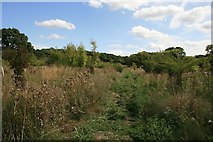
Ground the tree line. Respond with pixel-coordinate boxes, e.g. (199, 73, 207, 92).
(1, 28, 212, 89)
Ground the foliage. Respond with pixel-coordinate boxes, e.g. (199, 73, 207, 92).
(113, 63, 124, 73)
(1, 28, 34, 89)
(129, 116, 172, 140)
(206, 44, 213, 73)
(45, 48, 64, 65)
(64, 43, 77, 66)
(87, 40, 99, 73)
(2, 64, 212, 140)
(111, 71, 151, 118)
(76, 43, 87, 67)
(2, 28, 213, 141)
(72, 116, 131, 140)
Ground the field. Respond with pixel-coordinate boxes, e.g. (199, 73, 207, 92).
(2, 62, 212, 141)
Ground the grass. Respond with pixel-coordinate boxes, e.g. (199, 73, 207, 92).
(2, 63, 213, 140)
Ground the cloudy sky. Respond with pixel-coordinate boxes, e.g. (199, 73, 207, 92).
(2, 0, 212, 56)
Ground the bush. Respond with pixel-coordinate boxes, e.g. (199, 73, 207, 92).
(72, 125, 93, 140)
(127, 94, 150, 118)
(111, 71, 150, 118)
(129, 116, 172, 140)
(105, 103, 126, 120)
(113, 63, 124, 73)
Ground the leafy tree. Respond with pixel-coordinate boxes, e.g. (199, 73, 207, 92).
(29, 53, 45, 66)
(45, 48, 64, 65)
(206, 44, 213, 73)
(135, 48, 197, 91)
(88, 40, 98, 73)
(64, 43, 77, 66)
(206, 44, 213, 55)
(159, 48, 197, 91)
(1, 28, 34, 89)
(165, 47, 186, 59)
(129, 51, 152, 70)
(76, 43, 87, 67)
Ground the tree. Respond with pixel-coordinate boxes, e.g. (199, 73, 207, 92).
(165, 47, 186, 59)
(45, 48, 64, 65)
(206, 44, 213, 55)
(64, 43, 77, 66)
(88, 40, 98, 73)
(76, 43, 87, 67)
(1, 28, 34, 89)
(159, 48, 197, 91)
(206, 44, 213, 73)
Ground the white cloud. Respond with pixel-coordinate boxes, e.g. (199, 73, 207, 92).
(187, 21, 211, 33)
(125, 44, 138, 49)
(38, 34, 65, 39)
(108, 43, 139, 56)
(109, 43, 138, 49)
(33, 44, 50, 50)
(169, 6, 211, 29)
(88, 0, 149, 11)
(109, 49, 124, 56)
(106, 0, 148, 11)
(38, 35, 44, 38)
(88, 0, 103, 8)
(133, 5, 183, 21)
(35, 19, 76, 30)
(47, 34, 65, 39)
(147, 39, 210, 56)
(130, 25, 172, 41)
(130, 25, 210, 56)
(109, 43, 122, 48)
(121, 11, 126, 14)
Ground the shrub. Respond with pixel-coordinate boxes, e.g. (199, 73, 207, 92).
(129, 116, 172, 140)
(105, 103, 126, 120)
(127, 94, 150, 118)
(72, 125, 93, 140)
(113, 63, 124, 73)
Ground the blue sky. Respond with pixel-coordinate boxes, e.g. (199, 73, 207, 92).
(2, 0, 211, 56)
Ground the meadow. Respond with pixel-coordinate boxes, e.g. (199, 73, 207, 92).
(2, 61, 212, 141)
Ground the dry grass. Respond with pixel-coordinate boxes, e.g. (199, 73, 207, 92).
(2, 65, 121, 140)
(2, 64, 212, 140)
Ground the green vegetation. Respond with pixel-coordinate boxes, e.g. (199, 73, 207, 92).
(1, 28, 34, 89)
(1, 28, 213, 141)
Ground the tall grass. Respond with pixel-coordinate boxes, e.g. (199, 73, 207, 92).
(2, 65, 116, 140)
(2, 64, 212, 140)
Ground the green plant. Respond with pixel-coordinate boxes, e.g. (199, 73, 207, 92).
(105, 103, 126, 120)
(1, 28, 34, 89)
(129, 116, 172, 140)
(127, 94, 150, 118)
(113, 63, 124, 73)
(72, 125, 93, 140)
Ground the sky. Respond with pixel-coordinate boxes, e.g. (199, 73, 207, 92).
(2, 0, 212, 56)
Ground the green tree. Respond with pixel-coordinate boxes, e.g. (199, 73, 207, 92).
(206, 44, 213, 73)
(45, 48, 64, 65)
(76, 43, 87, 67)
(165, 47, 186, 59)
(88, 40, 98, 73)
(206, 44, 213, 55)
(64, 43, 77, 66)
(159, 48, 197, 91)
(1, 28, 34, 89)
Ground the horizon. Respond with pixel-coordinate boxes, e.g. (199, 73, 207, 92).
(2, 1, 211, 56)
